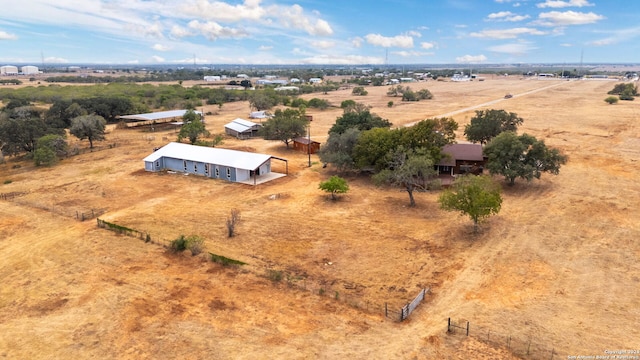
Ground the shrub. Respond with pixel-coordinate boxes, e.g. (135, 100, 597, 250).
(209, 252, 247, 266)
(34, 147, 58, 167)
(266, 269, 283, 282)
(351, 86, 368, 96)
(170, 235, 188, 252)
(226, 209, 241, 237)
(387, 101, 394, 108)
(186, 235, 205, 256)
(3, 180, 12, 185)
(604, 96, 619, 105)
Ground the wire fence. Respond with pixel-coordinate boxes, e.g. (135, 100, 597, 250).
(447, 318, 561, 359)
(1, 191, 105, 221)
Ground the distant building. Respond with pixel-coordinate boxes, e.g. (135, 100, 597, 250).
(309, 77, 322, 84)
(204, 75, 221, 81)
(237, 74, 249, 79)
(21, 65, 39, 75)
(0, 65, 18, 75)
(274, 86, 299, 92)
(249, 111, 271, 119)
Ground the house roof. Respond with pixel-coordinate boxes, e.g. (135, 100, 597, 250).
(143, 142, 272, 170)
(438, 143, 484, 166)
(119, 110, 203, 122)
(224, 118, 260, 133)
(293, 137, 320, 145)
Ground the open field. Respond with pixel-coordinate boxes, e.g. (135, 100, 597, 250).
(1, 77, 640, 358)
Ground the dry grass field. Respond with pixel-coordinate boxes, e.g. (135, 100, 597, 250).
(1, 76, 639, 359)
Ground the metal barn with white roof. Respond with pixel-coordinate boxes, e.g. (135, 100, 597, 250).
(143, 142, 287, 185)
(224, 118, 262, 139)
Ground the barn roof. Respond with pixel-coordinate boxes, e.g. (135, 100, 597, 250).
(143, 142, 272, 170)
(439, 143, 484, 166)
(224, 118, 260, 133)
(119, 110, 203, 122)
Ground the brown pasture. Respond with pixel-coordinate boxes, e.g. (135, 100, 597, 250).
(1, 76, 639, 359)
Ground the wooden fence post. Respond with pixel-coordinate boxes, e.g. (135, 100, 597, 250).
(385, 303, 388, 318)
(466, 321, 469, 336)
(447, 317, 451, 333)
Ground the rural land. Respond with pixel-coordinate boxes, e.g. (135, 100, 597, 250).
(1, 71, 639, 359)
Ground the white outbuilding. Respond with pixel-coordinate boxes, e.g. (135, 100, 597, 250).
(0, 65, 18, 75)
(21, 66, 39, 75)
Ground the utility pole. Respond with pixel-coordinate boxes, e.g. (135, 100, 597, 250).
(306, 115, 313, 167)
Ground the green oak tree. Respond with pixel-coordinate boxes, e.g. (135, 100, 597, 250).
(464, 109, 524, 145)
(318, 175, 350, 200)
(483, 132, 567, 185)
(259, 108, 308, 148)
(373, 147, 436, 207)
(439, 175, 502, 233)
(70, 114, 107, 149)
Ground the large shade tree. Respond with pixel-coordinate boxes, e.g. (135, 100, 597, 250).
(439, 175, 502, 233)
(464, 109, 524, 145)
(0, 106, 50, 155)
(373, 147, 437, 207)
(318, 128, 361, 172)
(483, 131, 567, 185)
(70, 114, 107, 149)
(259, 108, 309, 148)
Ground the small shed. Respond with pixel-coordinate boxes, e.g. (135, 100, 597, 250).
(436, 143, 486, 176)
(292, 137, 321, 154)
(249, 111, 270, 119)
(224, 118, 261, 139)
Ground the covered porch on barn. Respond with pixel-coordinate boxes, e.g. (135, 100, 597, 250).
(238, 156, 288, 186)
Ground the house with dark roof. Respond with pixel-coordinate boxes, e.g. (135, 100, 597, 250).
(436, 143, 486, 177)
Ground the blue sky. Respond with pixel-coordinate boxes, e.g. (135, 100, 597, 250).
(0, 0, 638, 65)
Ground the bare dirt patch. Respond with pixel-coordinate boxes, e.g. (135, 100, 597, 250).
(1, 77, 639, 358)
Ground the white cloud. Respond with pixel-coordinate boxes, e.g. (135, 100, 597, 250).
(170, 25, 192, 38)
(127, 60, 139, 64)
(534, 11, 604, 26)
(152, 44, 170, 51)
(151, 55, 165, 63)
(351, 37, 363, 48)
(44, 57, 69, 63)
(421, 42, 435, 49)
(488, 42, 538, 55)
(406, 30, 422, 38)
(537, 0, 593, 8)
(470, 27, 545, 39)
(276, 4, 334, 36)
(311, 40, 335, 49)
(486, 11, 530, 22)
(392, 50, 432, 57)
(178, 0, 265, 22)
(0, 31, 17, 40)
(300, 54, 383, 65)
(258, 45, 273, 51)
(588, 26, 640, 47)
(188, 20, 248, 40)
(365, 34, 414, 48)
(456, 54, 487, 63)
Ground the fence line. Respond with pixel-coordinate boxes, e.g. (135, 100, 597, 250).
(386, 288, 429, 321)
(0, 191, 28, 201)
(447, 318, 560, 359)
